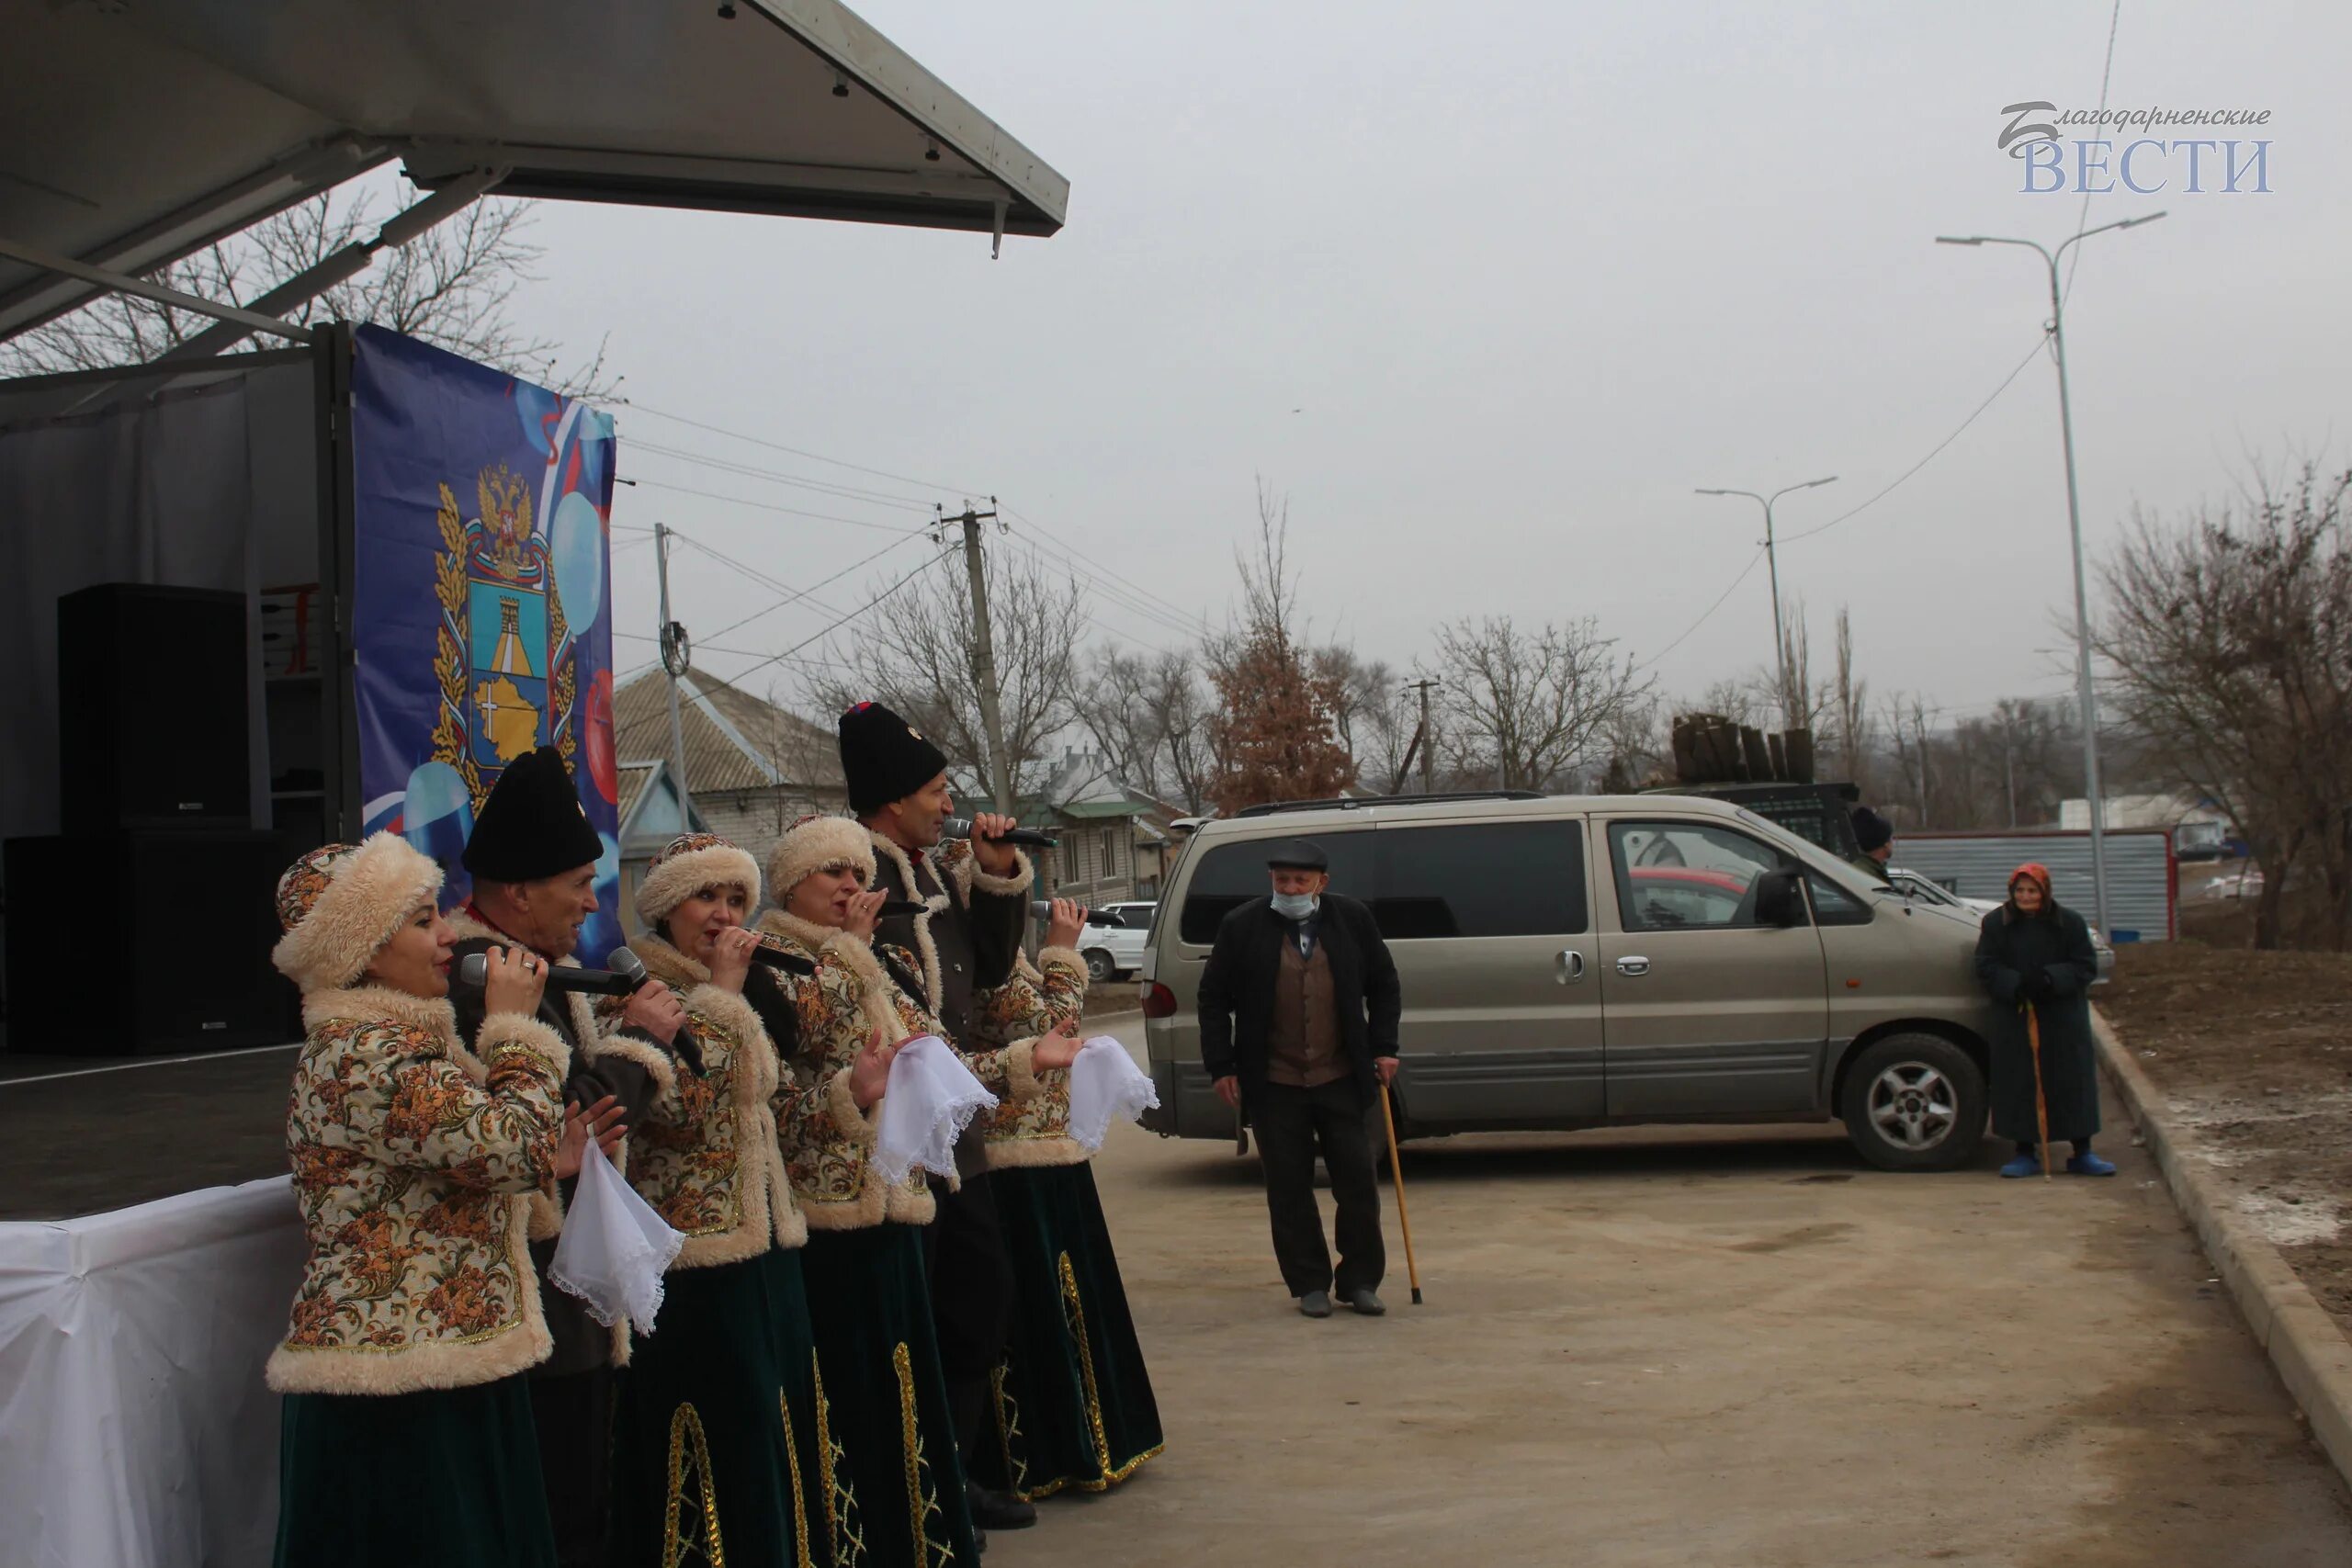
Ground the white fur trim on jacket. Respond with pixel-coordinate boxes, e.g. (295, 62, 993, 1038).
(272, 832, 445, 993)
(947, 845, 1035, 902)
(765, 817, 878, 910)
(867, 832, 951, 1014)
(634, 841, 761, 926)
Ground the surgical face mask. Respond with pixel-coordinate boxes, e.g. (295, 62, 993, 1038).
(1270, 891, 1318, 920)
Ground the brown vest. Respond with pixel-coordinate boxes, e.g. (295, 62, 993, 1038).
(1264, 937, 1348, 1089)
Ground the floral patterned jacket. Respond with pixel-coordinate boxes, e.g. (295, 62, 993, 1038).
(751, 909, 945, 1229)
(969, 946, 1092, 1169)
(266, 986, 570, 1396)
(615, 934, 807, 1265)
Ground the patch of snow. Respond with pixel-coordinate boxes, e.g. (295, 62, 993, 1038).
(2235, 1191, 2345, 1247)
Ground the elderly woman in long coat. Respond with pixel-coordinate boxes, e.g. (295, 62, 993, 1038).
(1973, 862, 2113, 1179)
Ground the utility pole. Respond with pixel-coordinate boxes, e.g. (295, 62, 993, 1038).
(1937, 210, 2165, 940)
(653, 523, 692, 805)
(940, 500, 1013, 813)
(1410, 679, 1439, 793)
(1695, 477, 1838, 729)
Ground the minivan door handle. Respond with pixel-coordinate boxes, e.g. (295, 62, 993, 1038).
(1615, 955, 1651, 977)
(1556, 948, 1586, 985)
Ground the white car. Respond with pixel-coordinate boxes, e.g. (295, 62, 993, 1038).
(1886, 866, 2113, 983)
(1076, 901, 1157, 982)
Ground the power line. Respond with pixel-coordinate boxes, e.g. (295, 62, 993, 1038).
(616, 399, 990, 497)
(1635, 547, 1767, 672)
(626, 475, 931, 535)
(1001, 508, 1214, 636)
(1000, 528, 1208, 646)
(1778, 335, 2046, 547)
(2064, 0, 2126, 306)
(719, 547, 955, 689)
(628, 438, 942, 513)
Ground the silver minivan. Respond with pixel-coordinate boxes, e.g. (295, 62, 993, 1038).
(1137, 793, 2008, 1171)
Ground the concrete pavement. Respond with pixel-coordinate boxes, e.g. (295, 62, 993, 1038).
(1013, 1021, 2352, 1567)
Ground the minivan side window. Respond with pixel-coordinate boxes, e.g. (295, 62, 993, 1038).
(1177, 835, 1374, 944)
(1607, 820, 1795, 933)
(1373, 822, 1587, 938)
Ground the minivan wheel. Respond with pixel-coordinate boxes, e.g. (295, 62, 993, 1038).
(1082, 948, 1115, 984)
(1838, 1032, 1985, 1173)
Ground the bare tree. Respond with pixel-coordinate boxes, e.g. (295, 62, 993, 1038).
(820, 547, 1086, 800)
(1204, 483, 1356, 813)
(1832, 606, 1872, 791)
(2095, 462, 2352, 948)
(1072, 644, 1219, 812)
(1, 174, 612, 394)
(1430, 615, 1651, 792)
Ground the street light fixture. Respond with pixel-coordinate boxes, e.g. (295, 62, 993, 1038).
(1694, 476, 1839, 728)
(1935, 209, 2166, 942)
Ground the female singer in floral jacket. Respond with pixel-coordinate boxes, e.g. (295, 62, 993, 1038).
(266, 833, 619, 1568)
(743, 813, 1082, 1568)
(606, 832, 825, 1568)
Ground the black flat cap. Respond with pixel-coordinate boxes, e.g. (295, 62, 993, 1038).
(1264, 839, 1328, 871)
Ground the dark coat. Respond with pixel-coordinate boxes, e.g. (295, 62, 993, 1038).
(1973, 902, 2102, 1145)
(1198, 894, 1401, 1113)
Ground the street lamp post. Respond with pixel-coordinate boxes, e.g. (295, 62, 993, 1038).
(1936, 209, 2165, 942)
(1695, 476, 1838, 728)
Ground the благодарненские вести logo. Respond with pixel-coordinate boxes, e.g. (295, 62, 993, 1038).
(1998, 100, 2271, 194)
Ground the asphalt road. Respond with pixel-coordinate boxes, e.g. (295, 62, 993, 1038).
(1012, 1018, 2352, 1567)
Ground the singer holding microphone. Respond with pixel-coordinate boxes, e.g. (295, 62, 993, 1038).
(836, 699, 1059, 1537)
(586, 831, 825, 1568)
(445, 745, 686, 1568)
(264, 832, 621, 1568)
(744, 813, 977, 1567)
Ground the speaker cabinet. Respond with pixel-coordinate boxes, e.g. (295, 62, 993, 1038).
(58, 583, 252, 835)
(5, 831, 295, 1055)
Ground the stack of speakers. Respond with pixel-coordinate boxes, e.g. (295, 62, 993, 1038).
(5, 584, 295, 1055)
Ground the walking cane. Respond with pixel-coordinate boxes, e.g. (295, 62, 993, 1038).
(2026, 1001, 2053, 1183)
(1376, 1079, 1423, 1305)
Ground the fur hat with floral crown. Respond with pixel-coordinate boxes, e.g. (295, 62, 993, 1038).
(271, 833, 446, 993)
(635, 831, 761, 926)
(764, 813, 877, 905)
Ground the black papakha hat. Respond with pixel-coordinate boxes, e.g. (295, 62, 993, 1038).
(1851, 807, 1894, 854)
(461, 745, 604, 882)
(838, 700, 950, 816)
(1263, 839, 1329, 871)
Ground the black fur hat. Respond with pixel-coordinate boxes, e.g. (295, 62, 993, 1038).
(838, 701, 949, 816)
(1851, 807, 1894, 855)
(460, 745, 604, 882)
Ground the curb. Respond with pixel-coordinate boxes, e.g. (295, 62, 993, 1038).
(2093, 1008, 2352, 1490)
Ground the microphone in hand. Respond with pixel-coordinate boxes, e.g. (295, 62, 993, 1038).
(942, 815, 1058, 850)
(1031, 900, 1122, 928)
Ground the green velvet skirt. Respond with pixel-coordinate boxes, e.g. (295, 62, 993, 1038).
(610, 1246, 825, 1568)
(274, 1374, 555, 1568)
(798, 1222, 979, 1568)
(976, 1162, 1164, 1500)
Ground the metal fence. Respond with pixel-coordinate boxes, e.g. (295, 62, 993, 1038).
(1891, 829, 2176, 942)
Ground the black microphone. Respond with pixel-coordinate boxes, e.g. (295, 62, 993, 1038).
(1031, 900, 1124, 928)
(941, 815, 1059, 850)
(457, 947, 651, 998)
(876, 898, 929, 919)
(750, 943, 816, 976)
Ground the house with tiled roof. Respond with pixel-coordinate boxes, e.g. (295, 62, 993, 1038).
(611, 669, 846, 921)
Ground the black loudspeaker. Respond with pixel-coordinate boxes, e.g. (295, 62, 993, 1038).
(5, 831, 294, 1055)
(58, 583, 252, 836)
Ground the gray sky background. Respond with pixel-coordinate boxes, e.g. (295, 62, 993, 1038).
(503, 1, 2346, 732)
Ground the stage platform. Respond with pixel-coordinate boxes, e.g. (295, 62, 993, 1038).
(0, 1043, 299, 1221)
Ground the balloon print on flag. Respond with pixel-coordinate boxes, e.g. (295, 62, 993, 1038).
(350, 327, 624, 962)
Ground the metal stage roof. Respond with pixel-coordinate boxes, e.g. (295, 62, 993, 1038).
(0, 0, 1069, 342)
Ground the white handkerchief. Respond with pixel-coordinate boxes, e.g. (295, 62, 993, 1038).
(874, 1033, 998, 1185)
(1068, 1034, 1159, 1153)
(548, 1135, 684, 1336)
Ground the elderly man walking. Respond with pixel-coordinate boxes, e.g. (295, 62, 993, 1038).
(1199, 839, 1403, 1318)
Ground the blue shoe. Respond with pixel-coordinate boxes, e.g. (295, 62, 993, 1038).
(2066, 1151, 2118, 1177)
(2000, 1152, 2041, 1179)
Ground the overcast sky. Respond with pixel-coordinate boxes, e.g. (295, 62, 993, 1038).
(504, 1, 2346, 733)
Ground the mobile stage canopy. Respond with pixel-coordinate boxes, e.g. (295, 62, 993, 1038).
(0, 7, 1063, 1565)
